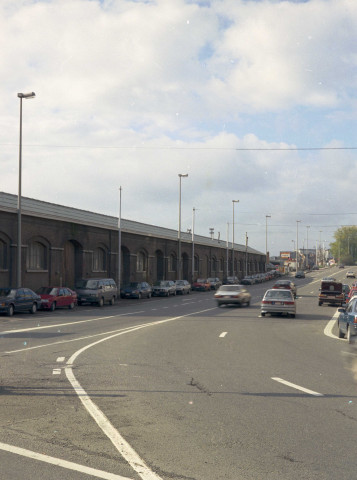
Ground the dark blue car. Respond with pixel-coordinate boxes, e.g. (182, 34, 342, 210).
(120, 282, 152, 299)
(337, 297, 357, 343)
(0, 287, 41, 316)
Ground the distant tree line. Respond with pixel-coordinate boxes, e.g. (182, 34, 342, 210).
(330, 226, 357, 265)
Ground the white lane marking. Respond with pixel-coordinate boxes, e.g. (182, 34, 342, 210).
(219, 332, 228, 338)
(65, 307, 215, 480)
(56, 357, 65, 362)
(0, 441, 132, 480)
(0, 311, 144, 336)
(324, 309, 341, 340)
(272, 377, 323, 396)
(52, 369, 61, 375)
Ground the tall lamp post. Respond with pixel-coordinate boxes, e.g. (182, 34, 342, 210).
(232, 200, 239, 278)
(178, 173, 188, 280)
(17, 91, 36, 288)
(118, 186, 122, 294)
(265, 215, 271, 271)
(296, 220, 301, 271)
(306, 225, 310, 268)
(191, 207, 196, 284)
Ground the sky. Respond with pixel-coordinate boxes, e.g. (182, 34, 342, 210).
(1, 0, 357, 257)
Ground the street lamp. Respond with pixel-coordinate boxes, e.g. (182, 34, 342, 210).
(296, 220, 301, 271)
(118, 186, 122, 294)
(178, 173, 188, 280)
(191, 207, 196, 285)
(232, 200, 239, 278)
(265, 215, 271, 270)
(306, 225, 310, 268)
(17, 91, 36, 288)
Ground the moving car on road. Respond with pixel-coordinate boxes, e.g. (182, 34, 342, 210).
(318, 280, 344, 306)
(0, 287, 41, 316)
(346, 271, 356, 278)
(214, 284, 251, 307)
(260, 289, 296, 318)
(37, 286, 77, 311)
(295, 271, 305, 278)
(337, 297, 357, 343)
(272, 279, 297, 298)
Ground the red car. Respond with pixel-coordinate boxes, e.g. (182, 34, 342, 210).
(272, 279, 297, 298)
(192, 278, 211, 291)
(37, 286, 77, 311)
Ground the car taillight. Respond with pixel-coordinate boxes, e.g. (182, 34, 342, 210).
(285, 301, 295, 305)
(262, 300, 271, 304)
(354, 316, 357, 324)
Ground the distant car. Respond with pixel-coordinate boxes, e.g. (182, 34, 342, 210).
(120, 282, 152, 299)
(295, 271, 305, 278)
(272, 279, 297, 298)
(0, 287, 41, 316)
(342, 284, 350, 302)
(312, 265, 319, 270)
(207, 277, 222, 290)
(192, 278, 211, 291)
(346, 271, 356, 278)
(318, 281, 344, 306)
(346, 286, 357, 303)
(339, 265, 345, 269)
(214, 284, 251, 307)
(152, 280, 176, 296)
(222, 276, 240, 285)
(241, 276, 254, 285)
(261, 289, 296, 318)
(337, 297, 357, 343)
(175, 280, 191, 294)
(37, 286, 77, 311)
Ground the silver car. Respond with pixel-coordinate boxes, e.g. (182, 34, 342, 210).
(175, 280, 191, 294)
(214, 284, 251, 307)
(152, 280, 176, 297)
(261, 289, 296, 318)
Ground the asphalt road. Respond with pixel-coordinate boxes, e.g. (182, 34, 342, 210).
(1, 267, 357, 480)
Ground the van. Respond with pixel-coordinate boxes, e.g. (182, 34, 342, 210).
(75, 278, 117, 307)
(318, 281, 344, 306)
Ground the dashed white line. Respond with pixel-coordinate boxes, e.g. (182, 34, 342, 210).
(219, 332, 228, 338)
(0, 441, 132, 480)
(272, 377, 323, 396)
(52, 369, 61, 375)
(56, 357, 65, 362)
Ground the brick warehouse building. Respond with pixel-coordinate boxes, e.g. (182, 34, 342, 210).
(0, 192, 265, 290)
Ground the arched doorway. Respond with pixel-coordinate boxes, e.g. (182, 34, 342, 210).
(63, 240, 82, 288)
(122, 246, 130, 285)
(156, 250, 164, 280)
(182, 252, 189, 280)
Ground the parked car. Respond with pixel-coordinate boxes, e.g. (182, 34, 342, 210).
(207, 277, 222, 290)
(37, 286, 77, 311)
(346, 271, 356, 278)
(175, 280, 191, 294)
(222, 276, 240, 285)
(0, 287, 41, 316)
(192, 278, 211, 291)
(241, 276, 254, 285)
(295, 271, 305, 278)
(272, 279, 297, 298)
(346, 286, 357, 303)
(214, 284, 251, 307)
(75, 278, 117, 306)
(120, 282, 152, 299)
(152, 280, 176, 296)
(318, 280, 344, 306)
(337, 297, 357, 343)
(261, 289, 296, 318)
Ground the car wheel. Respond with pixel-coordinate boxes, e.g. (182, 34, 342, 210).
(290, 313, 296, 318)
(217, 302, 222, 307)
(347, 327, 354, 344)
(318, 301, 322, 306)
(78, 301, 82, 306)
(50, 302, 56, 312)
(148, 293, 152, 299)
(69, 302, 75, 309)
(98, 297, 104, 307)
(110, 296, 115, 305)
(174, 291, 176, 296)
(246, 299, 250, 307)
(7, 304, 14, 317)
(30, 303, 37, 314)
(261, 312, 265, 317)
(338, 323, 345, 338)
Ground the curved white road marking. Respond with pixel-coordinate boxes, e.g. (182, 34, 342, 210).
(272, 377, 323, 396)
(324, 309, 342, 340)
(0, 441, 132, 480)
(65, 308, 215, 480)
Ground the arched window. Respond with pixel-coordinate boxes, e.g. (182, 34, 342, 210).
(0, 239, 7, 270)
(93, 247, 106, 271)
(137, 251, 147, 272)
(27, 241, 47, 270)
(170, 253, 177, 272)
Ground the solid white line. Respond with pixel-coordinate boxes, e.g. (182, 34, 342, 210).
(0, 441, 132, 480)
(0, 311, 144, 336)
(324, 309, 341, 340)
(65, 307, 215, 480)
(272, 377, 323, 396)
(219, 332, 228, 338)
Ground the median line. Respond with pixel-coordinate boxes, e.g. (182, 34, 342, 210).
(272, 377, 324, 396)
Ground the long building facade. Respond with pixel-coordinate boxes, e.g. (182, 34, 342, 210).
(0, 192, 265, 290)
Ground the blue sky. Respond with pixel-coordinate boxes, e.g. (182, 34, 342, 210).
(1, 0, 357, 256)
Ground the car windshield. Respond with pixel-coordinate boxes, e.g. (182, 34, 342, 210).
(76, 279, 99, 289)
(265, 290, 293, 299)
(0, 288, 15, 298)
(37, 287, 57, 295)
(196, 279, 206, 283)
(219, 286, 240, 292)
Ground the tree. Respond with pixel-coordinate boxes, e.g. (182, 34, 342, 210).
(330, 226, 357, 265)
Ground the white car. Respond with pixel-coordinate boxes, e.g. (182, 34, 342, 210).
(346, 271, 356, 278)
(261, 289, 296, 318)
